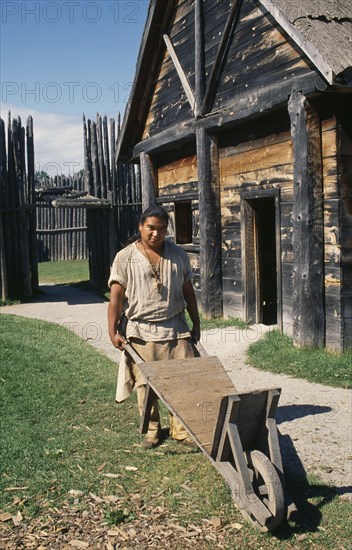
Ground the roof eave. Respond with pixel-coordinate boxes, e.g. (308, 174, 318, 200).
(116, 0, 166, 162)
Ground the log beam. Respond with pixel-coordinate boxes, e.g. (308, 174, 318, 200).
(163, 34, 196, 114)
(201, 0, 243, 116)
(140, 152, 157, 211)
(196, 127, 223, 317)
(288, 91, 324, 348)
(194, 0, 205, 117)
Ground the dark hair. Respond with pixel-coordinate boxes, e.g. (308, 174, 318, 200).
(139, 205, 169, 226)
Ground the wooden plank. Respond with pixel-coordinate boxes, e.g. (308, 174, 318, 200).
(137, 355, 236, 451)
(219, 139, 293, 180)
(288, 91, 324, 348)
(158, 155, 198, 187)
(163, 33, 196, 113)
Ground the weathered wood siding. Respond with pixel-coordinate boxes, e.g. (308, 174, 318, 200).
(157, 155, 201, 295)
(219, 114, 350, 350)
(143, 0, 319, 140)
(340, 124, 352, 350)
(214, 0, 318, 112)
(158, 155, 198, 194)
(219, 118, 293, 322)
(323, 117, 352, 350)
(143, 0, 195, 139)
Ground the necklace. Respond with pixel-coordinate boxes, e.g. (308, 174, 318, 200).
(140, 240, 163, 294)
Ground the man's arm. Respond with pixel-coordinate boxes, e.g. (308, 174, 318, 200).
(108, 282, 126, 350)
(182, 279, 201, 342)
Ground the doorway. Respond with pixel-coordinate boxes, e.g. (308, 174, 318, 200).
(241, 190, 281, 326)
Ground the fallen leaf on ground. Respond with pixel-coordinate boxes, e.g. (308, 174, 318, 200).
(210, 517, 222, 529)
(68, 540, 89, 548)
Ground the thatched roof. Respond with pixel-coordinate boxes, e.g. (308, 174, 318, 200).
(274, 0, 352, 78)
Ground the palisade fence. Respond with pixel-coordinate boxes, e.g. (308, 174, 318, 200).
(0, 111, 142, 300)
(36, 175, 88, 262)
(0, 114, 38, 301)
(83, 113, 142, 288)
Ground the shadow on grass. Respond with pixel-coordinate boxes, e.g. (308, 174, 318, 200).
(19, 283, 106, 305)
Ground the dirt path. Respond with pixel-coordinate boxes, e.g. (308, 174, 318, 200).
(1, 284, 351, 499)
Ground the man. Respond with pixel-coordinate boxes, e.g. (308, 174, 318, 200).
(108, 206, 200, 449)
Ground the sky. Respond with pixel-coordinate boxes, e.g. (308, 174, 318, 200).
(0, 0, 149, 176)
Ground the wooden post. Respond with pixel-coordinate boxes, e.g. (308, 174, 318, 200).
(194, 0, 205, 118)
(26, 115, 38, 291)
(97, 114, 107, 199)
(196, 127, 223, 318)
(140, 152, 157, 211)
(91, 121, 101, 198)
(288, 91, 324, 348)
(83, 115, 94, 195)
(103, 116, 111, 194)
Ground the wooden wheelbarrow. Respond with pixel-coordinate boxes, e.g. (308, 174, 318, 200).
(123, 342, 295, 532)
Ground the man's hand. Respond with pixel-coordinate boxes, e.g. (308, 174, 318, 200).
(182, 279, 201, 344)
(191, 324, 201, 344)
(109, 330, 126, 350)
(108, 282, 126, 350)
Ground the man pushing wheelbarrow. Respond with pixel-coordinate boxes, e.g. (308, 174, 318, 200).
(108, 205, 201, 449)
(108, 205, 294, 532)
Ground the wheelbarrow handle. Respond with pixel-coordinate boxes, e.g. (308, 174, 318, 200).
(122, 340, 209, 362)
(196, 341, 209, 357)
(121, 342, 145, 364)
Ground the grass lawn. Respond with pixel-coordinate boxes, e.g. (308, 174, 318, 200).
(0, 315, 351, 548)
(247, 330, 352, 389)
(38, 259, 89, 285)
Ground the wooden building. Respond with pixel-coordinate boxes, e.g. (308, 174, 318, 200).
(116, 0, 352, 351)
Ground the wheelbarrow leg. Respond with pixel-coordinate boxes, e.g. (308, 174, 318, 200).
(140, 383, 158, 435)
(211, 392, 286, 532)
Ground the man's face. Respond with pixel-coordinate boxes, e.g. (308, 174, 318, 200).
(139, 216, 168, 249)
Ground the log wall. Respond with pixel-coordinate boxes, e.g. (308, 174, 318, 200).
(340, 123, 352, 350)
(156, 154, 201, 296)
(323, 116, 352, 350)
(219, 115, 293, 323)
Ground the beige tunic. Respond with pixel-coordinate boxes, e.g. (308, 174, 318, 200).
(108, 240, 194, 402)
(108, 240, 192, 341)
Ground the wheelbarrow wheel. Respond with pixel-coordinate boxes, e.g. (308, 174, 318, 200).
(247, 450, 285, 531)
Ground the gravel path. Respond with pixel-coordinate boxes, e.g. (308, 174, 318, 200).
(1, 284, 351, 499)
